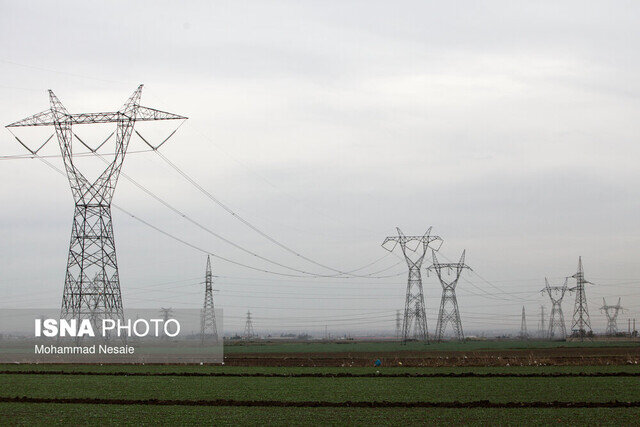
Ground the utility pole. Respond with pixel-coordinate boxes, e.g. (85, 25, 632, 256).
(569, 257, 593, 340)
(542, 278, 568, 340)
(538, 305, 546, 339)
(201, 256, 218, 344)
(382, 227, 442, 343)
(243, 310, 255, 340)
(428, 250, 470, 342)
(6, 86, 186, 325)
(600, 298, 624, 336)
(159, 308, 173, 340)
(519, 306, 529, 339)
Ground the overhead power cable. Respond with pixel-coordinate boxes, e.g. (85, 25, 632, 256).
(152, 148, 389, 278)
(31, 153, 403, 279)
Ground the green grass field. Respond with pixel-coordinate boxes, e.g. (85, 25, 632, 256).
(2, 373, 639, 402)
(1, 340, 639, 424)
(1, 363, 640, 425)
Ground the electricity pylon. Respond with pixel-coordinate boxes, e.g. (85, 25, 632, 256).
(428, 250, 470, 342)
(243, 310, 255, 340)
(395, 310, 401, 339)
(541, 278, 568, 340)
(7, 86, 186, 324)
(519, 306, 529, 339)
(159, 307, 173, 340)
(538, 305, 546, 339)
(570, 257, 593, 340)
(200, 256, 218, 343)
(382, 227, 443, 343)
(600, 298, 624, 336)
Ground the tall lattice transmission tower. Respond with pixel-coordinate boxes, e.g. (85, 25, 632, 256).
(6, 86, 186, 324)
(519, 306, 529, 339)
(243, 310, 255, 340)
(600, 298, 624, 336)
(201, 256, 218, 343)
(382, 227, 442, 343)
(428, 250, 470, 342)
(541, 278, 568, 340)
(395, 310, 401, 339)
(570, 257, 593, 339)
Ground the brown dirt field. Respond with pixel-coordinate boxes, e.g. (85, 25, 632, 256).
(223, 347, 640, 367)
(3, 396, 640, 408)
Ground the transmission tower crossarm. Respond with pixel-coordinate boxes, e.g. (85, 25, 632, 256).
(7, 106, 186, 128)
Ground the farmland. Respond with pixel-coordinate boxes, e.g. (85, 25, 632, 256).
(1, 340, 640, 424)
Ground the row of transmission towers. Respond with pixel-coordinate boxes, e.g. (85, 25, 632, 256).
(537, 257, 628, 340)
(383, 227, 471, 343)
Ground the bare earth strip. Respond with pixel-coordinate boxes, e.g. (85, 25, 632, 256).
(224, 346, 640, 367)
(2, 396, 640, 408)
(1, 370, 639, 378)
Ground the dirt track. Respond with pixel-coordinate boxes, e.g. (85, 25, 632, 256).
(223, 347, 640, 367)
(3, 396, 640, 408)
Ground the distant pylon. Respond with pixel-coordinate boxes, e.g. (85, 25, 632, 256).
(519, 306, 529, 339)
(382, 227, 443, 343)
(243, 310, 255, 340)
(570, 257, 593, 340)
(600, 298, 624, 336)
(200, 256, 218, 344)
(395, 310, 401, 339)
(538, 305, 546, 338)
(428, 250, 470, 342)
(542, 278, 568, 340)
(159, 307, 173, 340)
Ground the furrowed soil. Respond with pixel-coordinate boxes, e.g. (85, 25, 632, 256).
(224, 343, 640, 367)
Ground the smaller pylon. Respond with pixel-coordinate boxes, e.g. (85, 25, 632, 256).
(570, 257, 593, 340)
(395, 310, 401, 339)
(159, 307, 173, 340)
(428, 250, 470, 342)
(538, 305, 546, 339)
(201, 256, 218, 344)
(243, 310, 255, 340)
(541, 278, 568, 340)
(600, 298, 625, 336)
(519, 306, 529, 339)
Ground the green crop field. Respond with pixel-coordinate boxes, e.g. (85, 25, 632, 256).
(1, 363, 640, 425)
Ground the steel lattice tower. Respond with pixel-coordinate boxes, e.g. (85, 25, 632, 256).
(519, 306, 529, 339)
(542, 278, 568, 340)
(600, 298, 624, 336)
(243, 310, 255, 340)
(159, 307, 173, 340)
(201, 256, 218, 343)
(570, 257, 593, 339)
(428, 250, 470, 342)
(538, 305, 546, 338)
(382, 227, 442, 343)
(7, 86, 186, 324)
(395, 310, 401, 339)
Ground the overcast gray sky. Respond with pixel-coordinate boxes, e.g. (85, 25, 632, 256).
(1, 0, 639, 336)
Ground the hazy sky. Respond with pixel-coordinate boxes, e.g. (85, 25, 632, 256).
(1, 1, 639, 336)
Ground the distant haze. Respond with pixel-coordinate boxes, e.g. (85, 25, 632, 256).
(1, 1, 639, 336)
